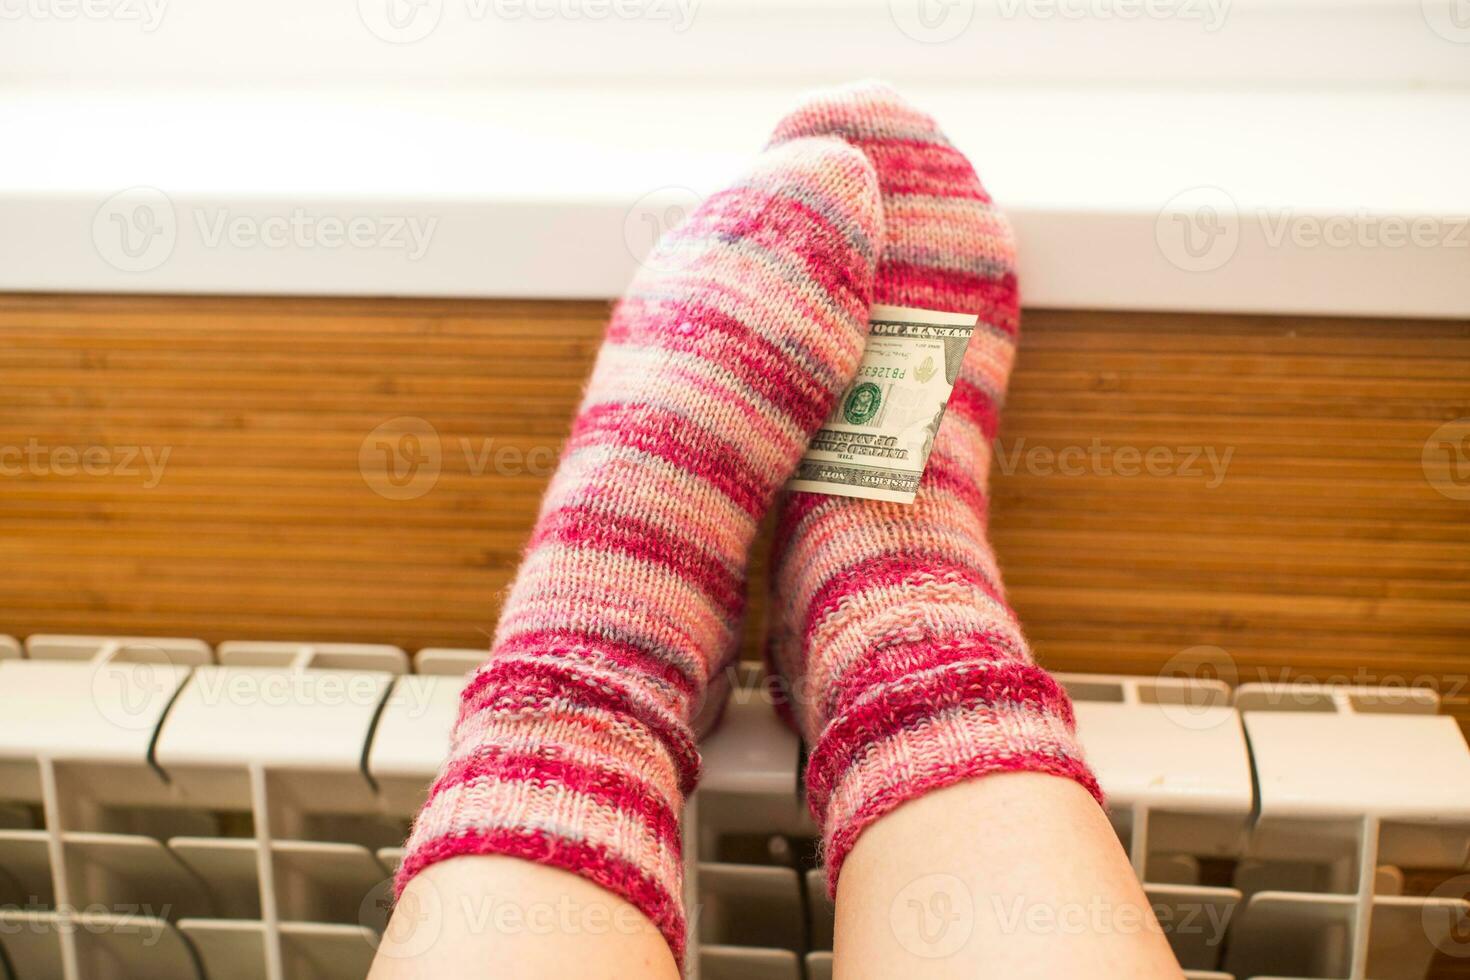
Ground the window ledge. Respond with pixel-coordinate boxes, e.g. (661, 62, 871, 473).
(1, 83, 1467, 317)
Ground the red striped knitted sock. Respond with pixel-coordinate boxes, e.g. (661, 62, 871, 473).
(394, 138, 882, 965)
(765, 83, 1103, 892)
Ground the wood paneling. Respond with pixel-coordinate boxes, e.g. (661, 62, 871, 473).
(1, 293, 1467, 738)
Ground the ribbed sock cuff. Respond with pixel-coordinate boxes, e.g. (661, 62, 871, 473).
(394, 671, 691, 967)
(807, 658, 1103, 893)
(394, 821, 687, 967)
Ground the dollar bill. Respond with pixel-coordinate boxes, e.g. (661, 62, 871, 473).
(788, 304, 979, 504)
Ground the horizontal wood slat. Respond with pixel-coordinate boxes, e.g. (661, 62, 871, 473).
(1, 293, 1467, 742)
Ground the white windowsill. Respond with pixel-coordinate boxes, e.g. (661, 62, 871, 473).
(1, 82, 1467, 317)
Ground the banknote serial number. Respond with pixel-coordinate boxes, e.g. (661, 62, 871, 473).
(857, 366, 905, 379)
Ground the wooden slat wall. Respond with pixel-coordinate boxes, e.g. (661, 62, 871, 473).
(2, 293, 1467, 736)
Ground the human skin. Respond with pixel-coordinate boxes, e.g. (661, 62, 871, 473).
(369, 854, 679, 980)
(833, 772, 1185, 980)
(371, 772, 1183, 979)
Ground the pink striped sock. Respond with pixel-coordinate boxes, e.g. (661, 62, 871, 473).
(765, 83, 1103, 893)
(395, 137, 882, 965)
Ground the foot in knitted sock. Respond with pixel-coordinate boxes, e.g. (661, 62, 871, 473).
(765, 83, 1102, 893)
(395, 137, 882, 966)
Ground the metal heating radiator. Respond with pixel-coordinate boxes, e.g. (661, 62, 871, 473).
(1, 635, 1468, 980)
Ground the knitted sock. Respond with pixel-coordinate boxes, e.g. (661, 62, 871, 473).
(394, 137, 882, 966)
(765, 83, 1103, 892)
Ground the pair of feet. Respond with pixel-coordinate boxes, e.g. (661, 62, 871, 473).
(396, 82, 1100, 967)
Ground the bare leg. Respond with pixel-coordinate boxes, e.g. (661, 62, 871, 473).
(369, 855, 679, 980)
(833, 773, 1184, 979)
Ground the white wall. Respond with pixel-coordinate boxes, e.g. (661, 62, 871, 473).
(1, 0, 1467, 88)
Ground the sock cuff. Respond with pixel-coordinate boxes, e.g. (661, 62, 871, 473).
(808, 660, 1103, 894)
(394, 715, 690, 968)
(394, 825, 687, 968)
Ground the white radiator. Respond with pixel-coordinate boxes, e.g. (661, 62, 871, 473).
(1, 634, 1468, 980)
